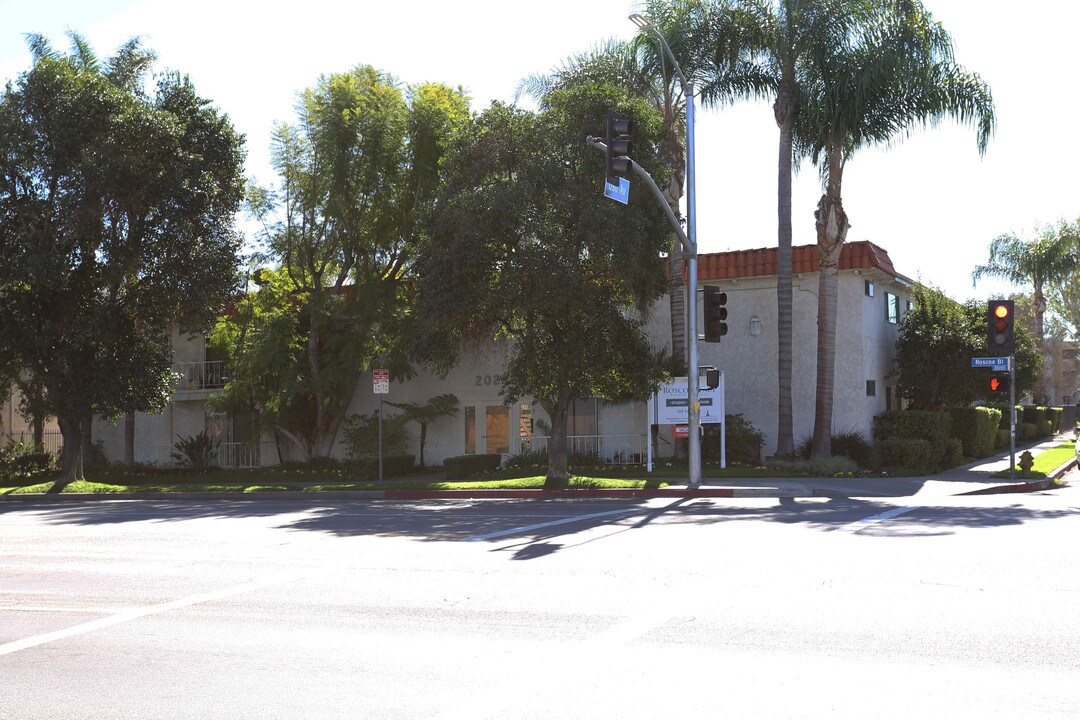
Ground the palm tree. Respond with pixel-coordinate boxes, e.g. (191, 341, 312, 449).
(972, 221, 1080, 403)
(518, 0, 769, 375)
(698, 0, 860, 456)
(797, 0, 994, 458)
(386, 393, 459, 467)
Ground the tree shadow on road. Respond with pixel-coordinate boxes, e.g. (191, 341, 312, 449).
(4, 494, 1078, 559)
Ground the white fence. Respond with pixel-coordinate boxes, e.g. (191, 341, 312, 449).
(510, 434, 646, 464)
(156, 441, 279, 469)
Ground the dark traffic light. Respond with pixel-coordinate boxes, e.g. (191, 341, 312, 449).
(605, 110, 633, 184)
(987, 299, 1015, 355)
(703, 285, 728, 342)
(989, 374, 1010, 393)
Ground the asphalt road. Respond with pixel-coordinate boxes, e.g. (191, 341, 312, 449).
(2, 485, 1080, 719)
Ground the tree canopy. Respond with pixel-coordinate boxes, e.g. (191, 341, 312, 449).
(895, 285, 1039, 409)
(212, 67, 470, 458)
(0, 34, 246, 483)
(414, 84, 673, 485)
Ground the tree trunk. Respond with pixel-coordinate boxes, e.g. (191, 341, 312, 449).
(124, 411, 135, 464)
(773, 79, 797, 456)
(53, 414, 83, 491)
(418, 421, 428, 467)
(811, 147, 849, 459)
(540, 395, 572, 489)
(1033, 284, 1047, 403)
(669, 251, 687, 374)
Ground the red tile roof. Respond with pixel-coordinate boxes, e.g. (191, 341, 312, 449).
(694, 240, 910, 283)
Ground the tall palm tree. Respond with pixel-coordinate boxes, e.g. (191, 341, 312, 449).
(699, 0, 860, 456)
(972, 221, 1080, 403)
(518, 0, 769, 375)
(798, 0, 994, 458)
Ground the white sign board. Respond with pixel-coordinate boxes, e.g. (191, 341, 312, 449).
(373, 369, 390, 395)
(649, 376, 724, 425)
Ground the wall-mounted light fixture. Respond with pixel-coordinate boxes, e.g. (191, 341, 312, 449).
(749, 316, 762, 336)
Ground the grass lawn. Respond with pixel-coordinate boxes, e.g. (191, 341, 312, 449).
(990, 441, 1076, 479)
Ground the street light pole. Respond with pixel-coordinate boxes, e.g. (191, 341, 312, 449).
(630, 13, 702, 487)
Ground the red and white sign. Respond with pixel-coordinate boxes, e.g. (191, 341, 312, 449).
(672, 425, 689, 439)
(373, 369, 390, 394)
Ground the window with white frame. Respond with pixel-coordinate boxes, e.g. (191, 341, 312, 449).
(885, 292, 899, 324)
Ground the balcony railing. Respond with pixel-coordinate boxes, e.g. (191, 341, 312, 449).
(509, 434, 646, 464)
(174, 361, 226, 394)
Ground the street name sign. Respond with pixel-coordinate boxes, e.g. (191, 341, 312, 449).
(603, 177, 630, 205)
(971, 357, 1010, 372)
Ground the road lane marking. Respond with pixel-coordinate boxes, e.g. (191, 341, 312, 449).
(460, 508, 639, 542)
(839, 505, 919, 533)
(0, 571, 305, 657)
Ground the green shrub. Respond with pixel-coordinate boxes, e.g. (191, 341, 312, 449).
(1019, 422, 1037, 441)
(505, 448, 547, 469)
(873, 410, 950, 469)
(444, 454, 501, 480)
(766, 455, 858, 476)
(343, 411, 409, 458)
(170, 431, 219, 469)
(878, 437, 934, 471)
(344, 454, 416, 479)
(1021, 406, 1049, 436)
(568, 450, 603, 469)
(0, 440, 55, 483)
(1047, 407, 1063, 433)
(794, 430, 874, 468)
(947, 406, 1001, 458)
(995, 429, 1011, 449)
(982, 403, 1015, 430)
(711, 413, 764, 465)
(943, 437, 964, 467)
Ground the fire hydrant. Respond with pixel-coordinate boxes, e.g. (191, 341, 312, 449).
(1018, 450, 1034, 475)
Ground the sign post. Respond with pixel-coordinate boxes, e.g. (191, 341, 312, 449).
(972, 356, 1016, 478)
(373, 369, 389, 483)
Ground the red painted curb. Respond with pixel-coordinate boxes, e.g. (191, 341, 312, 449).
(382, 488, 739, 500)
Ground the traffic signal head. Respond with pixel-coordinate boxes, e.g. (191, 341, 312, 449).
(605, 110, 633, 184)
(703, 285, 728, 343)
(987, 299, 1015, 354)
(989, 374, 1010, 394)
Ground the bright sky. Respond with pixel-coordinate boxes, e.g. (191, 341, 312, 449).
(2, 0, 1076, 304)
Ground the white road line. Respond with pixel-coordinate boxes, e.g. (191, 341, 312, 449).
(838, 505, 919, 533)
(461, 508, 639, 542)
(0, 571, 305, 657)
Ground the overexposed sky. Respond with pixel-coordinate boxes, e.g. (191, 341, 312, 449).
(2, 0, 1077, 303)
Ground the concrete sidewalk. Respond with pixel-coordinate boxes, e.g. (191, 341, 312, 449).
(678, 430, 1077, 499)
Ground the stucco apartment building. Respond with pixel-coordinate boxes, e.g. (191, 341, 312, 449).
(14, 241, 911, 467)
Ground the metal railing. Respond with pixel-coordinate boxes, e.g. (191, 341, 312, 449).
(1, 430, 63, 456)
(510, 434, 646, 464)
(174, 361, 226, 393)
(156, 440, 279, 469)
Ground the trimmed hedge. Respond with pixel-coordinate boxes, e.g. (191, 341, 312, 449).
(878, 437, 934, 471)
(347, 454, 416, 479)
(444, 454, 502, 480)
(947, 406, 1001, 458)
(1021, 406, 1048, 436)
(873, 410, 950, 467)
(1047, 407, 1063, 433)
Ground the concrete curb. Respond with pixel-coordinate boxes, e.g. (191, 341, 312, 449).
(958, 455, 1075, 496)
(0, 485, 813, 502)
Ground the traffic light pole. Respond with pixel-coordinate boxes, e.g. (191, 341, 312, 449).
(1009, 354, 1016, 480)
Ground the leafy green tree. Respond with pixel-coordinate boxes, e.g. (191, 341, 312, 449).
(796, 0, 993, 457)
(216, 68, 469, 458)
(387, 394, 459, 467)
(519, 0, 770, 374)
(895, 285, 1038, 409)
(0, 34, 245, 484)
(415, 86, 672, 487)
(972, 220, 1080, 401)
